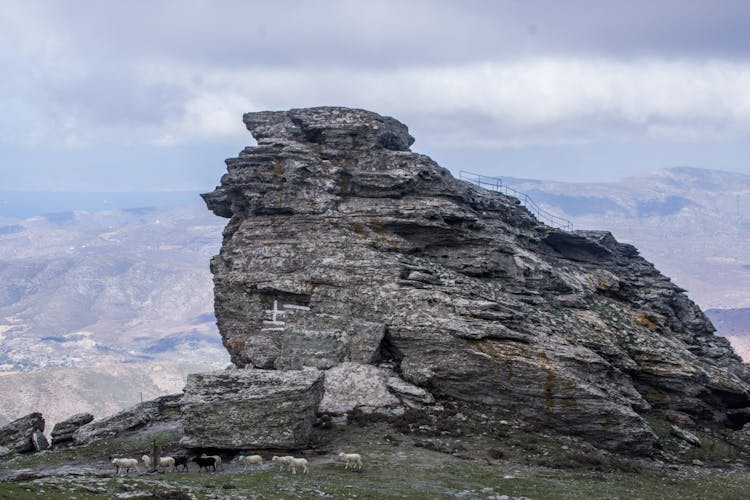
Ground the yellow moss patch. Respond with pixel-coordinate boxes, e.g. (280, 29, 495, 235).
(366, 216, 399, 250)
(635, 314, 659, 332)
(350, 221, 369, 239)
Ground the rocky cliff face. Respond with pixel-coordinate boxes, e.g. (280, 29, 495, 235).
(202, 107, 750, 455)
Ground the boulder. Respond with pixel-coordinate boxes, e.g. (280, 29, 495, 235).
(320, 362, 433, 415)
(180, 369, 323, 450)
(73, 395, 181, 445)
(50, 413, 94, 447)
(0, 412, 45, 453)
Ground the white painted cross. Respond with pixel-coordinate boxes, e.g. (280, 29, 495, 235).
(263, 299, 286, 329)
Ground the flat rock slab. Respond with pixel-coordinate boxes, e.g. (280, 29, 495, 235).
(180, 368, 324, 450)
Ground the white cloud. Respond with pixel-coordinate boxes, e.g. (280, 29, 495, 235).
(132, 58, 750, 148)
(3, 2, 750, 152)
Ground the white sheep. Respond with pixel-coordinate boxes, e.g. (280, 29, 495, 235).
(201, 453, 222, 470)
(159, 456, 176, 471)
(288, 457, 309, 475)
(271, 455, 294, 471)
(238, 454, 263, 471)
(142, 454, 177, 471)
(112, 457, 139, 475)
(339, 452, 363, 470)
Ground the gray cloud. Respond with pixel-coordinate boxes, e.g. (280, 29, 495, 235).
(30, 0, 750, 67)
(1, 0, 750, 189)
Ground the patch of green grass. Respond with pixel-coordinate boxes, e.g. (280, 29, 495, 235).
(4, 420, 750, 499)
(645, 414, 741, 465)
(0, 429, 183, 471)
(6, 458, 750, 500)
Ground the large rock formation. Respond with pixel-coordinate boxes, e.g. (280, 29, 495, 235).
(202, 106, 750, 455)
(180, 369, 323, 449)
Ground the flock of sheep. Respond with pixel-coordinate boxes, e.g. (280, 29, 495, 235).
(111, 452, 362, 476)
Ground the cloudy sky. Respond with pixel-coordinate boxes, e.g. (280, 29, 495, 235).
(2, 0, 750, 191)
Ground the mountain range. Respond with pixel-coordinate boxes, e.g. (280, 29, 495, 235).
(497, 167, 749, 311)
(0, 202, 228, 372)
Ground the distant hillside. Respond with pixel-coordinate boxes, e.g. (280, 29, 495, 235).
(495, 167, 750, 310)
(0, 202, 229, 372)
(0, 361, 226, 430)
(705, 308, 750, 335)
(0, 190, 201, 218)
(706, 308, 750, 362)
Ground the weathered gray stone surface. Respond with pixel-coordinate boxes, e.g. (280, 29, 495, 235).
(180, 368, 324, 450)
(32, 430, 49, 451)
(202, 106, 750, 455)
(73, 395, 181, 445)
(670, 425, 702, 447)
(51, 413, 94, 447)
(320, 362, 433, 415)
(0, 412, 44, 453)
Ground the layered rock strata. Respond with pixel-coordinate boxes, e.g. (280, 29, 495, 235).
(180, 369, 323, 449)
(0, 412, 45, 454)
(202, 107, 750, 455)
(73, 394, 181, 445)
(51, 413, 94, 448)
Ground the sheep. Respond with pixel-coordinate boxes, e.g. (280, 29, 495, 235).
(288, 457, 309, 475)
(159, 456, 176, 472)
(191, 455, 216, 472)
(173, 455, 189, 472)
(237, 454, 263, 471)
(271, 455, 294, 471)
(141, 454, 177, 472)
(201, 453, 222, 470)
(339, 452, 363, 470)
(111, 457, 139, 475)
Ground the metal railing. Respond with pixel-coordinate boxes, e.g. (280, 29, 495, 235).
(459, 170, 573, 231)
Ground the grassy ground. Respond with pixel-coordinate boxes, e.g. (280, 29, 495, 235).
(2, 417, 750, 499)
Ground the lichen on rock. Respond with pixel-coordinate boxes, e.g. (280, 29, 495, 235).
(180, 368, 323, 450)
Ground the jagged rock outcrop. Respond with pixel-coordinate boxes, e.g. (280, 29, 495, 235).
(180, 369, 323, 449)
(202, 106, 750, 455)
(51, 413, 94, 448)
(0, 412, 45, 453)
(73, 395, 181, 445)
